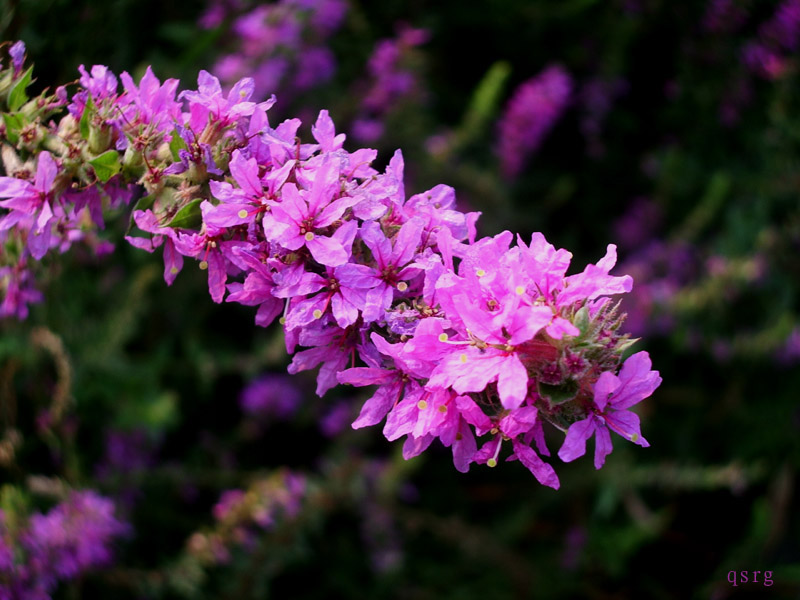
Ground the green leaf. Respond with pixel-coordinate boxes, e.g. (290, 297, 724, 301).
(89, 150, 121, 182)
(132, 194, 156, 213)
(8, 66, 33, 112)
(1, 113, 26, 145)
(169, 129, 187, 161)
(79, 95, 96, 140)
(538, 379, 579, 405)
(452, 61, 511, 151)
(166, 197, 203, 229)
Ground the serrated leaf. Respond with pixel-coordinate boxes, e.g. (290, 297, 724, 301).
(79, 95, 96, 140)
(169, 129, 187, 161)
(1, 113, 25, 145)
(538, 379, 579, 405)
(89, 150, 121, 183)
(8, 66, 33, 112)
(166, 197, 203, 229)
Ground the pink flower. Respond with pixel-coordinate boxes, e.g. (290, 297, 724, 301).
(558, 351, 661, 469)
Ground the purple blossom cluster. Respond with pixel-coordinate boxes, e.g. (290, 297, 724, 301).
(702, 0, 748, 34)
(351, 25, 430, 143)
(579, 76, 628, 158)
(0, 45, 661, 486)
(496, 64, 572, 178)
(204, 0, 348, 102)
(0, 491, 128, 599)
(741, 0, 800, 79)
(193, 471, 306, 565)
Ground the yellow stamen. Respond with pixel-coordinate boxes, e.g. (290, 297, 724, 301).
(515, 285, 525, 295)
(170, 267, 179, 274)
(476, 268, 486, 277)
(631, 433, 639, 443)
(487, 458, 497, 468)
(417, 400, 428, 410)
(238, 209, 248, 219)
(304, 231, 315, 241)
(438, 405, 447, 414)
(396, 281, 408, 292)
(459, 353, 468, 363)
(199, 260, 209, 270)
(279, 316, 286, 325)
(312, 309, 323, 319)
(438, 333, 449, 342)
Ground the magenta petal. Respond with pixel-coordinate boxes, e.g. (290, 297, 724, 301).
(306, 235, 348, 266)
(500, 405, 538, 438)
(383, 395, 419, 441)
(557, 416, 597, 463)
(402, 434, 434, 459)
(611, 351, 662, 410)
(331, 292, 359, 328)
(352, 385, 398, 429)
(455, 395, 493, 433)
(163, 239, 183, 285)
(497, 354, 528, 409)
(593, 371, 621, 411)
(452, 419, 477, 473)
(35, 151, 58, 192)
(337, 367, 395, 387)
(545, 316, 580, 340)
(0, 177, 33, 199)
(512, 440, 560, 489)
(206, 250, 226, 303)
(603, 409, 649, 447)
(593, 425, 613, 469)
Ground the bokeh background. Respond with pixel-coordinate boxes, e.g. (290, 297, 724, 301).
(2, 0, 800, 598)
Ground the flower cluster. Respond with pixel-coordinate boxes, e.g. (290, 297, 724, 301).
(203, 0, 348, 102)
(0, 491, 129, 599)
(741, 0, 800, 79)
(0, 45, 660, 487)
(496, 64, 572, 178)
(188, 470, 306, 566)
(351, 25, 430, 143)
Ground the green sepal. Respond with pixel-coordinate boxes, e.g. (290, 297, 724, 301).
(79, 95, 96, 140)
(2, 112, 26, 145)
(538, 378, 580, 405)
(169, 129, 187, 161)
(89, 150, 121, 183)
(166, 197, 203, 229)
(8, 66, 33, 112)
(573, 306, 590, 337)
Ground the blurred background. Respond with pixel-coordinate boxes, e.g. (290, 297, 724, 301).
(1, 0, 799, 598)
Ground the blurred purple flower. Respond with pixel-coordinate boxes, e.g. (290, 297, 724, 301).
(580, 76, 628, 158)
(702, 0, 748, 33)
(1, 491, 128, 597)
(613, 197, 662, 251)
(240, 374, 303, 421)
(319, 400, 355, 437)
(496, 65, 572, 178)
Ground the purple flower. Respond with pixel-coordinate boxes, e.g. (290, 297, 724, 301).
(240, 374, 302, 420)
(9, 41, 25, 75)
(496, 65, 572, 177)
(558, 352, 661, 469)
(0, 151, 59, 260)
(262, 159, 357, 267)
